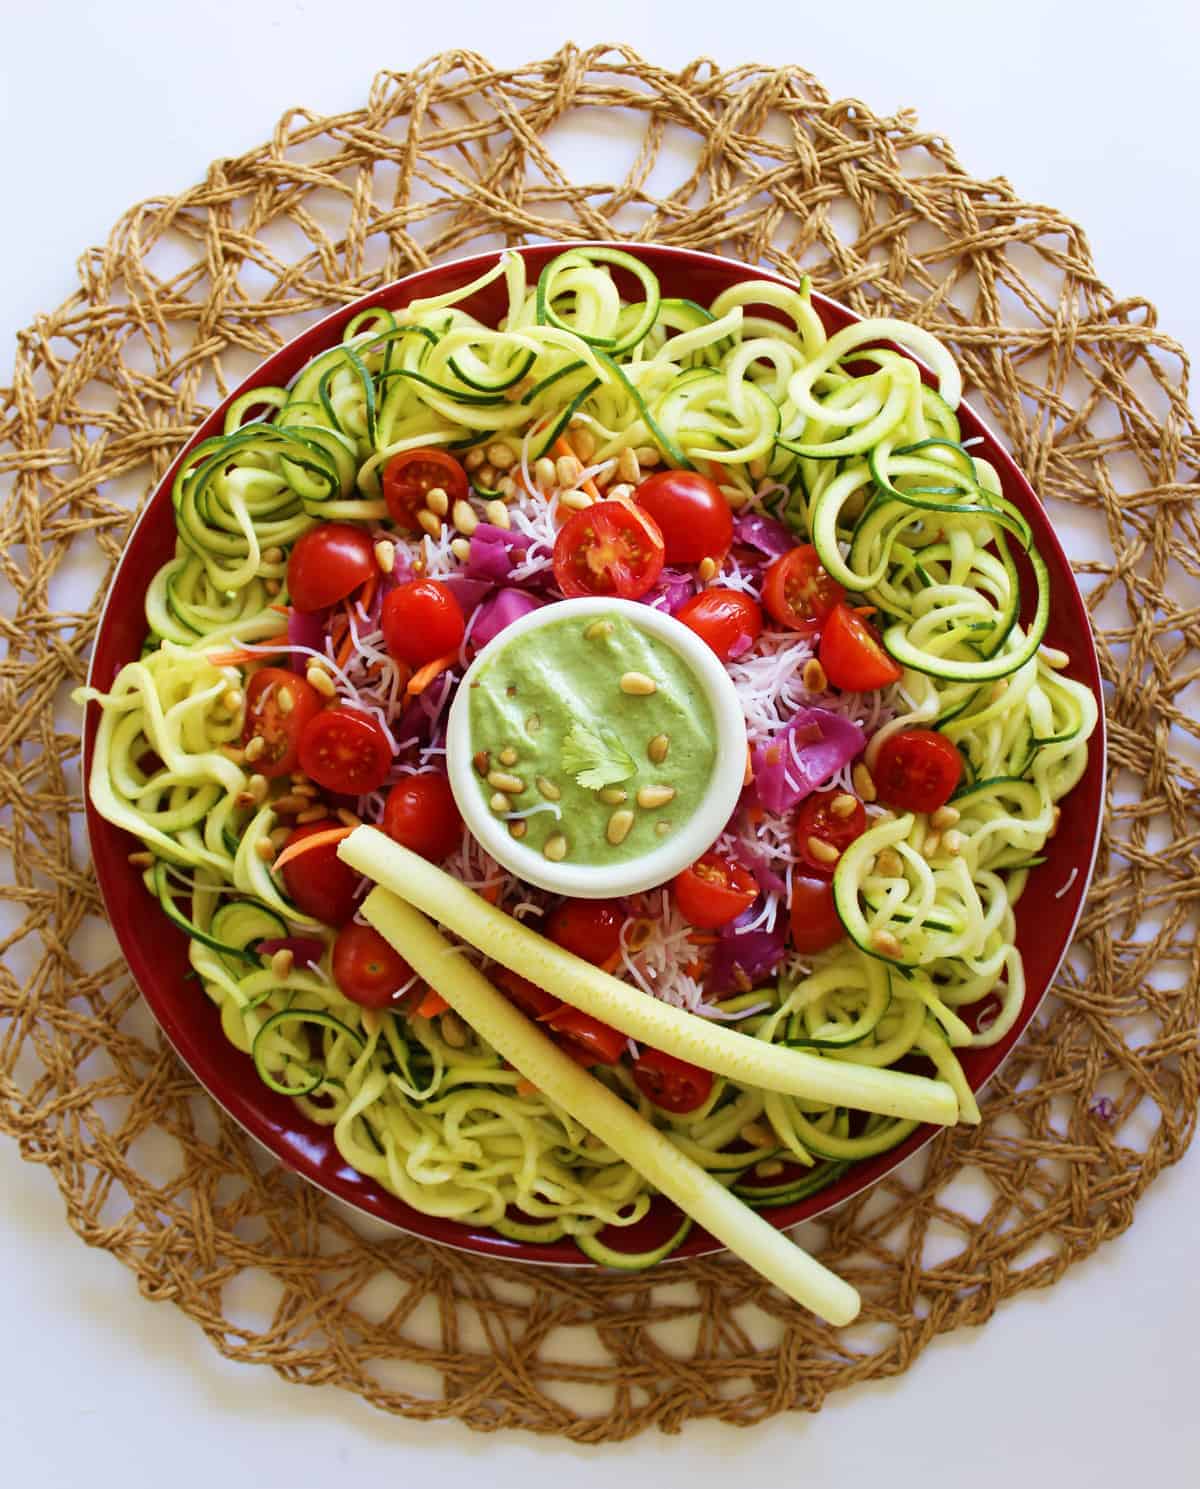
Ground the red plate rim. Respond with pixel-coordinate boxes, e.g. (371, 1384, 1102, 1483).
(83, 242, 1107, 1266)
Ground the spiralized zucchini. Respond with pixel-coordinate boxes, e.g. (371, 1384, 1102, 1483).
(76, 246, 1097, 1257)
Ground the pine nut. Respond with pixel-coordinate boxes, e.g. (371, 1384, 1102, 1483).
(807, 835, 840, 866)
(755, 1159, 785, 1179)
(943, 829, 965, 856)
(254, 836, 276, 863)
(243, 735, 266, 763)
(487, 770, 525, 795)
(306, 665, 336, 699)
(852, 762, 877, 802)
(654, 820, 672, 836)
(484, 499, 510, 529)
(296, 806, 329, 824)
(924, 831, 941, 858)
(271, 794, 310, 814)
(489, 791, 511, 813)
(534, 456, 557, 489)
(450, 537, 471, 561)
(739, 1122, 773, 1147)
(648, 733, 670, 763)
(269, 826, 292, 850)
(876, 847, 904, 877)
(617, 447, 640, 485)
(584, 620, 613, 640)
(496, 475, 516, 500)
(598, 787, 627, 805)
(556, 454, 583, 487)
(336, 808, 362, 828)
(235, 790, 257, 809)
(261, 546, 284, 565)
(536, 776, 561, 801)
(871, 929, 904, 959)
(473, 750, 491, 776)
(637, 784, 676, 809)
(606, 808, 635, 845)
(508, 820, 527, 839)
(802, 658, 828, 692)
(606, 482, 635, 502)
(246, 773, 268, 803)
(127, 850, 154, 868)
(440, 1011, 468, 1048)
(464, 447, 486, 471)
(829, 792, 858, 819)
(222, 687, 243, 713)
(499, 746, 518, 766)
(698, 556, 718, 582)
(559, 489, 593, 511)
(291, 781, 319, 798)
(619, 671, 657, 696)
(543, 834, 568, 862)
(373, 538, 396, 573)
(270, 948, 294, 980)
(452, 498, 478, 535)
(635, 445, 661, 467)
(423, 486, 447, 517)
(417, 509, 442, 538)
(277, 687, 294, 715)
(475, 463, 497, 489)
(570, 427, 597, 462)
(483, 441, 514, 471)
(264, 579, 281, 596)
(931, 804, 961, 830)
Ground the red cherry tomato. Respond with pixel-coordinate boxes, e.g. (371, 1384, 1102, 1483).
(676, 589, 764, 662)
(672, 852, 758, 929)
(542, 1005, 626, 1065)
(761, 544, 845, 636)
(298, 706, 393, 795)
(285, 523, 375, 614)
(789, 875, 845, 954)
(381, 772, 463, 862)
(793, 788, 867, 876)
(381, 448, 468, 530)
(494, 967, 560, 1020)
(634, 470, 733, 565)
(631, 1047, 714, 1113)
(873, 729, 963, 813)
(380, 580, 465, 667)
(819, 603, 903, 691)
(552, 500, 665, 599)
(331, 922, 413, 1008)
(279, 822, 362, 925)
(242, 668, 323, 779)
(544, 899, 625, 965)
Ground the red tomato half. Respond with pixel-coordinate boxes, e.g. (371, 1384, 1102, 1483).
(495, 967, 559, 1020)
(789, 875, 845, 955)
(873, 729, 963, 813)
(242, 668, 323, 779)
(819, 603, 903, 691)
(286, 523, 375, 614)
(381, 448, 468, 530)
(552, 500, 665, 599)
(380, 580, 465, 667)
(673, 852, 757, 929)
(632, 1047, 714, 1113)
(544, 899, 625, 965)
(676, 589, 763, 662)
(793, 789, 867, 876)
(634, 470, 733, 565)
(762, 545, 845, 636)
(541, 1005, 626, 1065)
(381, 772, 463, 862)
(279, 822, 362, 925)
(332, 922, 413, 1008)
(298, 706, 393, 794)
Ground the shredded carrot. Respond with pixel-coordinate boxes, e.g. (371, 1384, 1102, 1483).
(207, 634, 289, 666)
(406, 648, 458, 695)
(687, 932, 720, 946)
(746, 804, 764, 826)
(600, 950, 623, 975)
(334, 622, 356, 672)
(269, 603, 290, 616)
(744, 742, 755, 786)
(480, 882, 501, 906)
(684, 959, 706, 979)
(271, 826, 354, 871)
(332, 575, 378, 670)
(554, 435, 604, 503)
(416, 987, 450, 1019)
(516, 1077, 540, 1098)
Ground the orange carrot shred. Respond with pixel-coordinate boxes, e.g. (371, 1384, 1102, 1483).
(600, 950, 623, 975)
(516, 1077, 539, 1098)
(207, 633, 290, 667)
(744, 742, 755, 786)
(554, 435, 604, 503)
(480, 883, 501, 906)
(269, 603, 290, 616)
(687, 933, 720, 946)
(271, 826, 354, 871)
(416, 987, 450, 1019)
(406, 648, 458, 695)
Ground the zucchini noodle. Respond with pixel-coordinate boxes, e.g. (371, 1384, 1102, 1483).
(77, 247, 1096, 1261)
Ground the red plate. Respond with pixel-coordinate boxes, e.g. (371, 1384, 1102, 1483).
(83, 244, 1106, 1265)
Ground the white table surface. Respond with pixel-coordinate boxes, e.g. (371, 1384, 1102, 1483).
(3, 2, 1198, 1484)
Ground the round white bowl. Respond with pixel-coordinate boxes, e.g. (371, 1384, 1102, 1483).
(445, 596, 747, 898)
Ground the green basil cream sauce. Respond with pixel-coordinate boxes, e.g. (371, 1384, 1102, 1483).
(467, 611, 717, 865)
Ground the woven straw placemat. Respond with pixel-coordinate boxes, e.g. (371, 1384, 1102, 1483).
(2, 45, 1198, 1441)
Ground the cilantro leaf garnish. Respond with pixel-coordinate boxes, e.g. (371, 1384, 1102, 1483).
(561, 721, 636, 791)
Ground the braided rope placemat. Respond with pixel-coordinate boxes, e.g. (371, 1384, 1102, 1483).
(2, 45, 1198, 1441)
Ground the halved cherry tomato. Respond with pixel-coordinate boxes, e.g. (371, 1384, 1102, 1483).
(542, 1005, 626, 1065)
(298, 706, 393, 794)
(634, 470, 733, 565)
(873, 729, 963, 813)
(819, 603, 903, 691)
(544, 899, 625, 965)
(632, 1047, 714, 1113)
(286, 523, 375, 614)
(552, 499, 665, 599)
(762, 544, 845, 636)
(794, 788, 867, 876)
(673, 852, 758, 929)
(381, 772, 463, 862)
(331, 922, 413, 1008)
(242, 668, 323, 779)
(279, 821, 362, 924)
(380, 580, 465, 667)
(789, 875, 845, 954)
(381, 448, 468, 530)
(676, 589, 763, 662)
